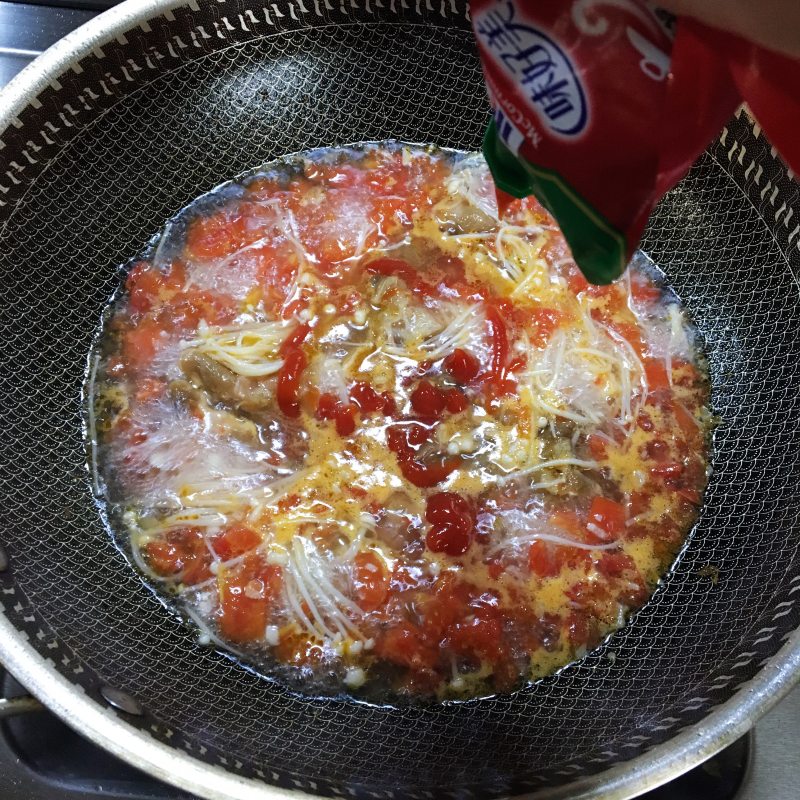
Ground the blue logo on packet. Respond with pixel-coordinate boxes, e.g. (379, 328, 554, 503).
(475, 1, 588, 137)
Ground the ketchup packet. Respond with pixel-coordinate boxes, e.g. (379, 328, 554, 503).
(471, 1, 800, 283)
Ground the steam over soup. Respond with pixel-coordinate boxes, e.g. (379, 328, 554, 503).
(90, 143, 711, 699)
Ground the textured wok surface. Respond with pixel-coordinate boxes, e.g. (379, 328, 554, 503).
(0, 2, 799, 797)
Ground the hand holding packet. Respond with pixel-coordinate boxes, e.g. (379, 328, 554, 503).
(472, 0, 800, 283)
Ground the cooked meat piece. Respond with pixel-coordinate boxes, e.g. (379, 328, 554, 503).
(176, 353, 308, 467)
(437, 199, 496, 235)
(179, 350, 274, 416)
(169, 378, 262, 448)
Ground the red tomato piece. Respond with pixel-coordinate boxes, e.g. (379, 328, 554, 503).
(597, 551, 636, 579)
(425, 492, 472, 524)
(644, 359, 671, 391)
(566, 611, 596, 648)
(184, 210, 247, 261)
(410, 380, 447, 418)
(334, 404, 356, 436)
(607, 321, 648, 360)
(349, 381, 385, 413)
(528, 541, 562, 578)
(485, 303, 509, 385)
(566, 266, 590, 295)
(528, 307, 564, 347)
(122, 318, 166, 371)
(352, 551, 389, 612)
(316, 392, 339, 420)
(677, 487, 702, 505)
(587, 496, 626, 538)
(550, 510, 583, 537)
(143, 528, 210, 585)
(672, 400, 701, 445)
(448, 614, 504, 662)
(444, 388, 469, 414)
(375, 624, 438, 670)
(426, 522, 472, 556)
(425, 492, 474, 553)
(134, 377, 166, 404)
(651, 462, 684, 479)
(218, 558, 282, 643)
(212, 525, 262, 561)
(630, 276, 662, 304)
(443, 348, 480, 383)
(279, 322, 312, 356)
(399, 456, 460, 489)
(586, 433, 609, 460)
(277, 348, 307, 418)
(126, 262, 164, 315)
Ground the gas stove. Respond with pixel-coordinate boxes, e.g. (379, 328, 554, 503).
(0, 3, 797, 799)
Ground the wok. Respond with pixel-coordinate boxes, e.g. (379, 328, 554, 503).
(0, 1, 799, 798)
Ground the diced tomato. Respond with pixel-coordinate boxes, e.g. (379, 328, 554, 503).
(626, 491, 650, 519)
(644, 359, 671, 391)
(676, 487, 702, 505)
(277, 347, 307, 418)
(586, 432, 609, 460)
(566, 611, 597, 648)
(484, 303, 509, 386)
(316, 392, 338, 420)
(528, 541, 562, 578)
(486, 558, 505, 580)
(400, 456, 460, 489)
(335, 404, 356, 436)
(316, 393, 357, 436)
(375, 624, 438, 670)
(444, 388, 469, 414)
(443, 348, 480, 383)
(566, 266, 589, 295)
(122, 318, 165, 371)
(349, 377, 394, 418)
(426, 522, 472, 556)
(349, 381, 384, 413)
(410, 380, 447, 418)
(448, 613, 504, 662)
(644, 439, 670, 462)
(143, 528, 211, 585)
(529, 538, 590, 577)
(630, 276, 662, 304)
(387, 423, 460, 488)
(607, 320, 648, 360)
(352, 551, 389, 612)
(672, 400, 701, 445)
(212, 525, 262, 561)
(279, 322, 312, 356)
(597, 551, 636, 579)
(425, 492, 474, 554)
(426, 492, 472, 524)
(126, 262, 164, 314)
(218, 557, 282, 643)
(651, 462, 684, 479)
(527, 306, 564, 347)
(587, 496, 626, 539)
(184, 210, 248, 261)
(550, 510, 583, 537)
(134, 377, 166, 403)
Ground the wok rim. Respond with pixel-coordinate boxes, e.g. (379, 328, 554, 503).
(1, 1, 799, 798)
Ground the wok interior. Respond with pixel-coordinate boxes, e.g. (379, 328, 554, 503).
(1, 3, 799, 796)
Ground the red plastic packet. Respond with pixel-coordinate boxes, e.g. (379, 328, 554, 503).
(472, 0, 800, 283)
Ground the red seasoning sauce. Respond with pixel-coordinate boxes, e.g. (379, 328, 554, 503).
(91, 143, 711, 698)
